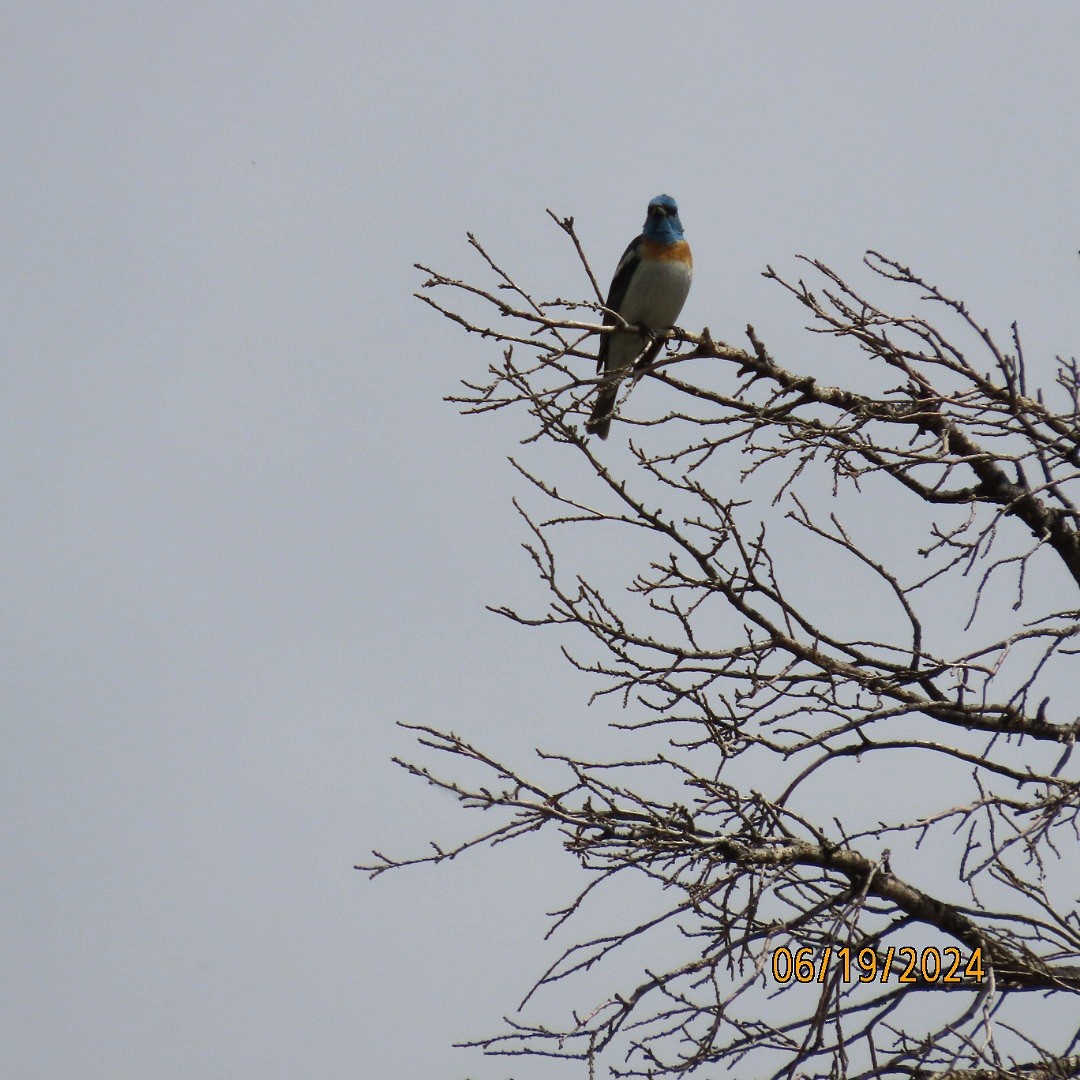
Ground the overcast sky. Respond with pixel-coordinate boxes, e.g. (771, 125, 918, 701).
(3, 3, 1079, 1078)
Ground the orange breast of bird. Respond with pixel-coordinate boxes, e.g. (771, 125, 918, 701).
(640, 238, 692, 266)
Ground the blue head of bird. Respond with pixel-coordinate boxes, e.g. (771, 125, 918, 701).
(643, 194, 685, 243)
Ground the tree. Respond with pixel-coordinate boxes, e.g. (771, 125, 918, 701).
(359, 211, 1080, 1080)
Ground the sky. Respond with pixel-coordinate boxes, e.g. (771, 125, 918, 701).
(2, 3, 1079, 1078)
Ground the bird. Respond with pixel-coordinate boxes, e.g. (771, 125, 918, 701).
(586, 194, 693, 439)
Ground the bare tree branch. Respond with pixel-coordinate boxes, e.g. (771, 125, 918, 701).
(366, 211, 1080, 1080)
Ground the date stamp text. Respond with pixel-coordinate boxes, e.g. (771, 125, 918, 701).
(771, 946, 985, 985)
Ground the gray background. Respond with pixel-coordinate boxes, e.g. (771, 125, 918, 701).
(3, 3, 1078, 1078)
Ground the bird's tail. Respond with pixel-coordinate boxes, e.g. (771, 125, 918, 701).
(586, 384, 618, 440)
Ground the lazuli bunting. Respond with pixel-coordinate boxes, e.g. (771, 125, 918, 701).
(586, 194, 693, 439)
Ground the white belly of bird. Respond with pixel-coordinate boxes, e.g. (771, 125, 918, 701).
(608, 258, 693, 370)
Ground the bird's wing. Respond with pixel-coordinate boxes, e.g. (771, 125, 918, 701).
(597, 235, 643, 373)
